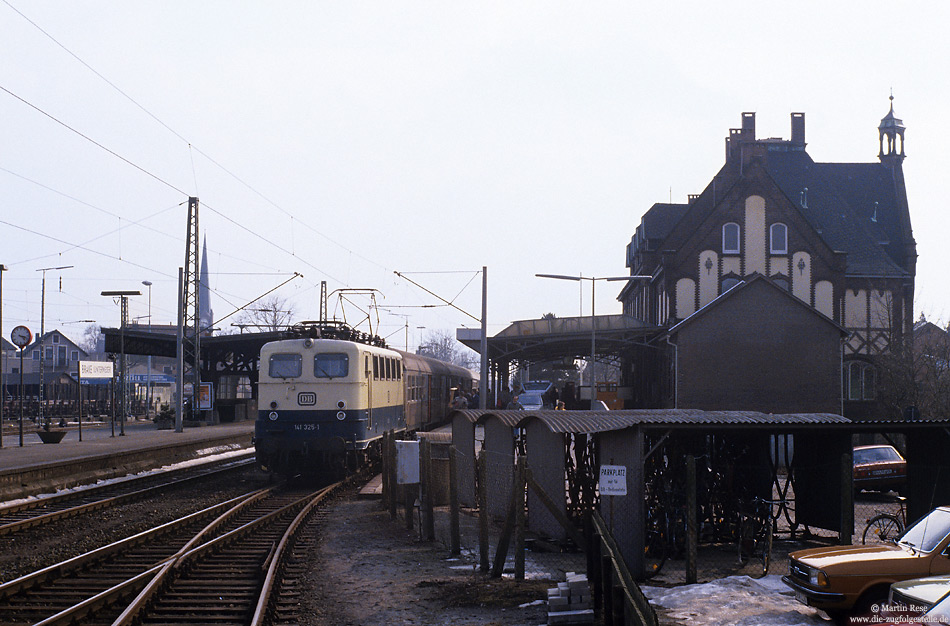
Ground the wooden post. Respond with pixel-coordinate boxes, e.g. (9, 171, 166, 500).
(389, 432, 398, 521)
(478, 450, 489, 572)
(381, 431, 389, 510)
(686, 454, 698, 584)
(611, 583, 625, 625)
(601, 555, 614, 626)
(449, 445, 461, 555)
(514, 455, 526, 579)
(423, 438, 435, 541)
(589, 526, 603, 615)
(840, 452, 853, 545)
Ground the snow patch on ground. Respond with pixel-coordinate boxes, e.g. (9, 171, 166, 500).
(643, 575, 831, 626)
(0, 447, 250, 509)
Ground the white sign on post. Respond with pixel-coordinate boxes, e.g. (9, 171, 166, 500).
(395, 440, 420, 485)
(79, 361, 114, 378)
(599, 465, 627, 496)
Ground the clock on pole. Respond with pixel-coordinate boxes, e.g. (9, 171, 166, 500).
(10, 325, 32, 348)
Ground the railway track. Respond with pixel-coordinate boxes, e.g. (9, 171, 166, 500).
(0, 479, 346, 626)
(0, 451, 255, 538)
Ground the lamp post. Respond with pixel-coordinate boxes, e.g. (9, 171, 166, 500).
(142, 280, 152, 419)
(0, 263, 6, 448)
(536, 273, 650, 409)
(101, 290, 141, 435)
(37, 265, 73, 430)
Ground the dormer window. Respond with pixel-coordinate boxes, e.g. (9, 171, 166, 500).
(722, 223, 740, 254)
(770, 223, 788, 254)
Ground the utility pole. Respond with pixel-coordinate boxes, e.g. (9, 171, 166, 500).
(181, 197, 201, 422)
(101, 290, 140, 435)
(37, 265, 73, 430)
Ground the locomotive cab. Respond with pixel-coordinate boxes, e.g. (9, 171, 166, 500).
(255, 338, 404, 474)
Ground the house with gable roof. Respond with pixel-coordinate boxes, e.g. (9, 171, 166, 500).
(620, 101, 916, 420)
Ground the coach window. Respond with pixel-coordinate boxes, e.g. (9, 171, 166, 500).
(396, 360, 401, 380)
(315, 353, 349, 379)
(373, 356, 379, 380)
(269, 353, 302, 379)
(385, 358, 392, 380)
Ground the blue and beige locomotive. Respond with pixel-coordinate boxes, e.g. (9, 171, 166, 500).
(255, 328, 473, 475)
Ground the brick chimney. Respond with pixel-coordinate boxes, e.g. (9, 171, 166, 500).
(791, 112, 805, 146)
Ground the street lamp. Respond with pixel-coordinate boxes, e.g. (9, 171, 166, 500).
(536, 273, 650, 409)
(101, 290, 141, 435)
(142, 280, 152, 418)
(0, 263, 6, 448)
(37, 265, 73, 430)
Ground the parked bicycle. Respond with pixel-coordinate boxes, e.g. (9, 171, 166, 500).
(862, 496, 907, 544)
(737, 497, 787, 576)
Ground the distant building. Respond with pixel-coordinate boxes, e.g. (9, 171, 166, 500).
(620, 101, 916, 420)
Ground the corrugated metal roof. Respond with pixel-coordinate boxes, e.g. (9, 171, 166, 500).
(450, 409, 851, 434)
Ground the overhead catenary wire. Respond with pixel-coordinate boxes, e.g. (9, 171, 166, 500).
(2, 4, 483, 336)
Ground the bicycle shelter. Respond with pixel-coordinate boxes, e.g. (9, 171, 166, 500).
(450, 408, 950, 580)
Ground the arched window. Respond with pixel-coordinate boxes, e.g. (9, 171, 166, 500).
(722, 223, 740, 254)
(721, 277, 741, 293)
(843, 361, 876, 400)
(770, 223, 788, 254)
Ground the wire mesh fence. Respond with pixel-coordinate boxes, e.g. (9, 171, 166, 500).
(379, 428, 914, 591)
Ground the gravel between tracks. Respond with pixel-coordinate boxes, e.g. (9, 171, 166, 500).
(298, 491, 552, 626)
(0, 466, 272, 583)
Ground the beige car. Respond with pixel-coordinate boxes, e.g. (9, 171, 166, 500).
(783, 506, 950, 621)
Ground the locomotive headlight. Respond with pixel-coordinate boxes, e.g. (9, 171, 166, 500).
(268, 411, 278, 421)
(336, 411, 346, 420)
(337, 400, 346, 409)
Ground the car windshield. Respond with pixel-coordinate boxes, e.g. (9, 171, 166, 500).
(920, 591, 950, 625)
(520, 393, 543, 407)
(522, 382, 550, 392)
(900, 508, 950, 553)
(854, 446, 903, 464)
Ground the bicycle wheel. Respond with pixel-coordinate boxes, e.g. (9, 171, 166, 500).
(759, 522, 773, 576)
(737, 515, 754, 564)
(862, 513, 903, 544)
(643, 517, 668, 577)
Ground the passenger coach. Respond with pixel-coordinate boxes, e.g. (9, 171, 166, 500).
(255, 334, 472, 475)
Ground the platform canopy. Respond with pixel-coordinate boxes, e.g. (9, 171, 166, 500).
(457, 314, 661, 363)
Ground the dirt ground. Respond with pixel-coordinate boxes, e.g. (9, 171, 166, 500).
(298, 491, 554, 626)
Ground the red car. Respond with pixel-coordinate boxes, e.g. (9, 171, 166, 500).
(854, 445, 906, 493)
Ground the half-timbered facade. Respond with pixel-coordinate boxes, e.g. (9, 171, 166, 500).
(620, 102, 916, 420)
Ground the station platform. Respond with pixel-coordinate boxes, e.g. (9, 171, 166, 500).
(0, 418, 256, 502)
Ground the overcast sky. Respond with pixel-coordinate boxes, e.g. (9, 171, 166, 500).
(2, 2, 948, 352)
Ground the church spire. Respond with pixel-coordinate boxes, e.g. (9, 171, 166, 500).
(878, 92, 905, 164)
(199, 236, 214, 335)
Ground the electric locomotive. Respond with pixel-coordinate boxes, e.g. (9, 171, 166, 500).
(255, 329, 473, 475)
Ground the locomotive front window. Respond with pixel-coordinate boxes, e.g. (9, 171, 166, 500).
(314, 353, 349, 379)
(269, 353, 302, 379)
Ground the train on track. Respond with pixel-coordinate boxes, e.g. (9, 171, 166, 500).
(254, 324, 474, 475)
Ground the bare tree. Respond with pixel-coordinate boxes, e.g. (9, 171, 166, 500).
(233, 295, 296, 332)
(876, 315, 950, 421)
(78, 323, 101, 355)
(417, 329, 478, 369)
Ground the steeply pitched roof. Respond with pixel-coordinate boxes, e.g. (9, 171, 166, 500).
(765, 149, 908, 277)
(641, 203, 689, 243)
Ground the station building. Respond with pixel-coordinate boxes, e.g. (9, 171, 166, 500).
(617, 101, 916, 421)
